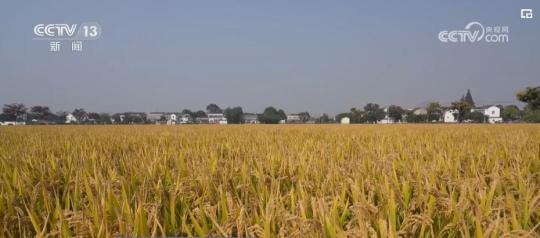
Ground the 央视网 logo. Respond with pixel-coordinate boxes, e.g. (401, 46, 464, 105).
(438, 22, 509, 43)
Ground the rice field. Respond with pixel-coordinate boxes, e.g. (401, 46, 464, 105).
(0, 125, 539, 237)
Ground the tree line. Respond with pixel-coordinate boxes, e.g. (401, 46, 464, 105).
(1, 86, 539, 124)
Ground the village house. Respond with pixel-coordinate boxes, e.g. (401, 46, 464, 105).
(208, 113, 227, 124)
(165, 113, 177, 125)
(443, 109, 458, 123)
(147, 112, 178, 125)
(412, 107, 428, 116)
(443, 105, 502, 123)
(0, 113, 26, 125)
(286, 114, 301, 123)
(243, 113, 259, 124)
(65, 113, 77, 124)
(471, 105, 503, 124)
(178, 114, 192, 124)
(340, 117, 350, 124)
(112, 112, 147, 124)
(147, 112, 164, 123)
(195, 117, 209, 124)
(0, 121, 25, 126)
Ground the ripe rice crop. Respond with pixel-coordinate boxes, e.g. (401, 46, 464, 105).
(0, 125, 539, 237)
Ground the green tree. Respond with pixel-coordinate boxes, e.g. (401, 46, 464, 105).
(72, 108, 88, 123)
(278, 109, 286, 121)
(206, 104, 223, 113)
(224, 107, 244, 124)
(317, 113, 331, 123)
(426, 102, 442, 122)
(523, 110, 540, 122)
(464, 89, 475, 107)
(98, 113, 112, 124)
(298, 112, 311, 122)
(517, 86, 540, 110)
(465, 111, 486, 123)
(517, 86, 540, 123)
(2, 103, 27, 121)
(30, 105, 52, 121)
(387, 105, 405, 122)
(181, 109, 196, 119)
(363, 103, 385, 123)
(501, 105, 521, 122)
(406, 111, 428, 123)
(88, 112, 101, 124)
(348, 107, 363, 123)
(194, 110, 207, 118)
(258, 107, 285, 124)
(450, 101, 472, 123)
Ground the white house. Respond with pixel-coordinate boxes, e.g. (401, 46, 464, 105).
(0, 121, 25, 126)
(147, 112, 164, 122)
(412, 107, 428, 116)
(444, 109, 458, 123)
(244, 113, 259, 124)
(165, 113, 177, 125)
(208, 113, 227, 124)
(286, 114, 301, 123)
(340, 117, 350, 124)
(178, 114, 192, 124)
(147, 112, 179, 125)
(443, 106, 502, 123)
(472, 105, 503, 124)
(65, 114, 77, 124)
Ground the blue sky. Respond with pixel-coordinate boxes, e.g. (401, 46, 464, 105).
(0, 0, 539, 114)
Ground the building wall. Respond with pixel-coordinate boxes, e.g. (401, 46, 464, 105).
(444, 110, 457, 123)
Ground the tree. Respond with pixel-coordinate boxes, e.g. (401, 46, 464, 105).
(387, 105, 405, 122)
(181, 109, 193, 115)
(298, 112, 310, 122)
(2, 103, 27, 121)
(98, 113, 112, 124)
(501, 105, 521, 122)
(317, 113, 331, 123)
(181, 109, 195, 119)
(72, 108, 88, 123)
(406, 111, 428, 123)
(206, 104, 223, 114)
(85, 112, 110, 124)
(194, 110, 207, 118)
(363, 103, 385, 123)
(55, 111, 69, 124)
(465, 111, 486, 123)
(88, 112, 101, 124)
(258, 107, 285, 124)
(517, 86, 540, 110)
(348, 107, 363, 123)
(464, 89, 475, 107)
(277, 109, 286, 121)
(427, 102, 442, 122)
(117, 112, 147, 124)
(224, 107, 244, 124)
(523, 110, 540, 122)
(516, 86, 540, 122)
(30, 106, 52, 121)
(450, 101, 472, 123)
